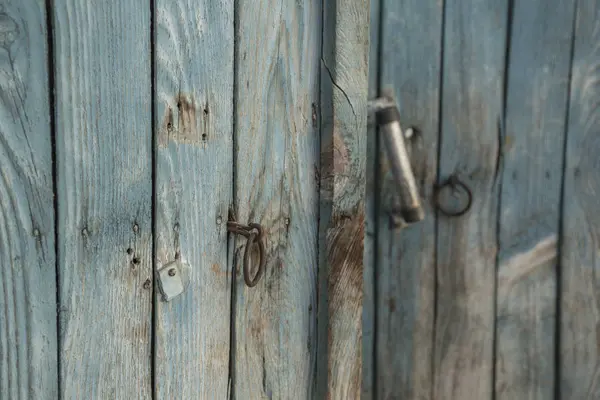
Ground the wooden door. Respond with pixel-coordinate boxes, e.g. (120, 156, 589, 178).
(0, 0, 370, 399)
(363, 0, 600, 399)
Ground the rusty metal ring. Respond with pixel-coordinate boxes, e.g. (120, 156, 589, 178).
(243, 231, 266, 287)
(433, 175, 472, 217)
(227, 220, 266, 287)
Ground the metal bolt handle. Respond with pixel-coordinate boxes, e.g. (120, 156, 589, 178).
(369, 95, 425, 224)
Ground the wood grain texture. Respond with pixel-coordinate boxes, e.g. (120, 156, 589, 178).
(434, 1, 507, 398)
(318, 0, 369, 398)
(232, 0, 321, 398)
(560, 1, 600, 398)
(154, 1, 234, 398)
(0, 1, 56, 398)
(361, 0, 379, 397)
(494, 1, 575, 398)
(375, 0, 442, 398)
(54, 1, 152, 397)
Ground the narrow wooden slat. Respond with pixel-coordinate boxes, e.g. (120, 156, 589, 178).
(153, 1, 234, 398)
(232, 0, 321, 398)
(494, 1, 575, 398)
(361, 0, 380, 397)
(0, 1, 57, 398)
(54, 1, 152, 397)
(318, 0, 369, 397)
(560, 1, 600, 398)
(375, 0, 443, 398)
(434, 1, 507, 398)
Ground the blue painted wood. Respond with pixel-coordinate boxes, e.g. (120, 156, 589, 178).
(375, 0, 443, 398)
(362, 0, 380, 397)
(317, 0, 370, 397)
(0, 1, 57, 398)
(54, 1, 152, 397)
(560, 1, 600, 398)
(232, 0, 321, 398)
(153, 0, 234, 398)
(495, 1, 575, 398)
(434, 1, 508, 398)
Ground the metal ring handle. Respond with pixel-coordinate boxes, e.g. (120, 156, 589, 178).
(227, 220, 266, 287)
(433, 175, 473, 217)
(243, 231, 266, 287)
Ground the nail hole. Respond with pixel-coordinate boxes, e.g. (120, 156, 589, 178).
(202, 133, 207, 141)
(81, 228, 88, 236)
(168, 268, 176, 276)
(133, 223, 139, 233)
(127, 248, 133, 255)
(132, 257, 141, 265)
(203, 107, 209, 116)
(143, 279, 151, 290)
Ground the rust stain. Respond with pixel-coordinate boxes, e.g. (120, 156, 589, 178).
(158, 93, 209, 147)
(211, 263, 226, 276)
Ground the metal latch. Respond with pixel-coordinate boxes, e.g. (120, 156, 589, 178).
(368, 94, 425, 224)
(156, 260, 190, 302)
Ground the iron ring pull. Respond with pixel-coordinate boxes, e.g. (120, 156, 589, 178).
(227, 221, 266, 287)
(433, 175, 473, 217)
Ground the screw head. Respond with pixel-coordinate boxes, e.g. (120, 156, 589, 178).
(168, 268, 176, 277)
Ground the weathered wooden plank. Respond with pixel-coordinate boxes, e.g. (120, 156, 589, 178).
(0, 1, 57, 398)
(54, 1, 152, 397)
(494, 1, 575, 398)
(434, 1, 507, 399)
(361, 0, 380, 397)
(560, 1, 600, 398)
(317, 0, 369, 398)
(232, 0, 321, 398)
(153, 1, 234, 398)
(375, 0, 443, 399)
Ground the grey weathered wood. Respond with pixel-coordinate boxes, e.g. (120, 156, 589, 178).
(560, 1, 600, 398)
(153, 1, 234, 398)
(232, 0, 321, 398)
(375, 0, 442, 398)
(54, 1, 152, 397)
(0, 1, 56, 398)
(434, 1, 507, 398)
(317, 0, 369, 398)
(361, 0, 380, 397)
(494, 1, 575, 398)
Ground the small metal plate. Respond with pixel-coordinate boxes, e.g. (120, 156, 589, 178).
(157, 260, 189, 302)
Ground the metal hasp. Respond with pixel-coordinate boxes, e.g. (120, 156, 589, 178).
(369, 95, 425, 223)
(156, 260, 189, 301)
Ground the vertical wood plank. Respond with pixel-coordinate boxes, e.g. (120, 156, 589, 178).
(0, 1, 56, 398)
(560, 1, 600, 398)
(434, 1, 507, 398)
(54, 1, 152, 397)
(494, 1, 575, 398)
(318, 0, 369, 398)
(361, 0, 380, 397)
(375, 0, 442, 398)
(232, 0, 321, 397)
(153, 0, 234, 398)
